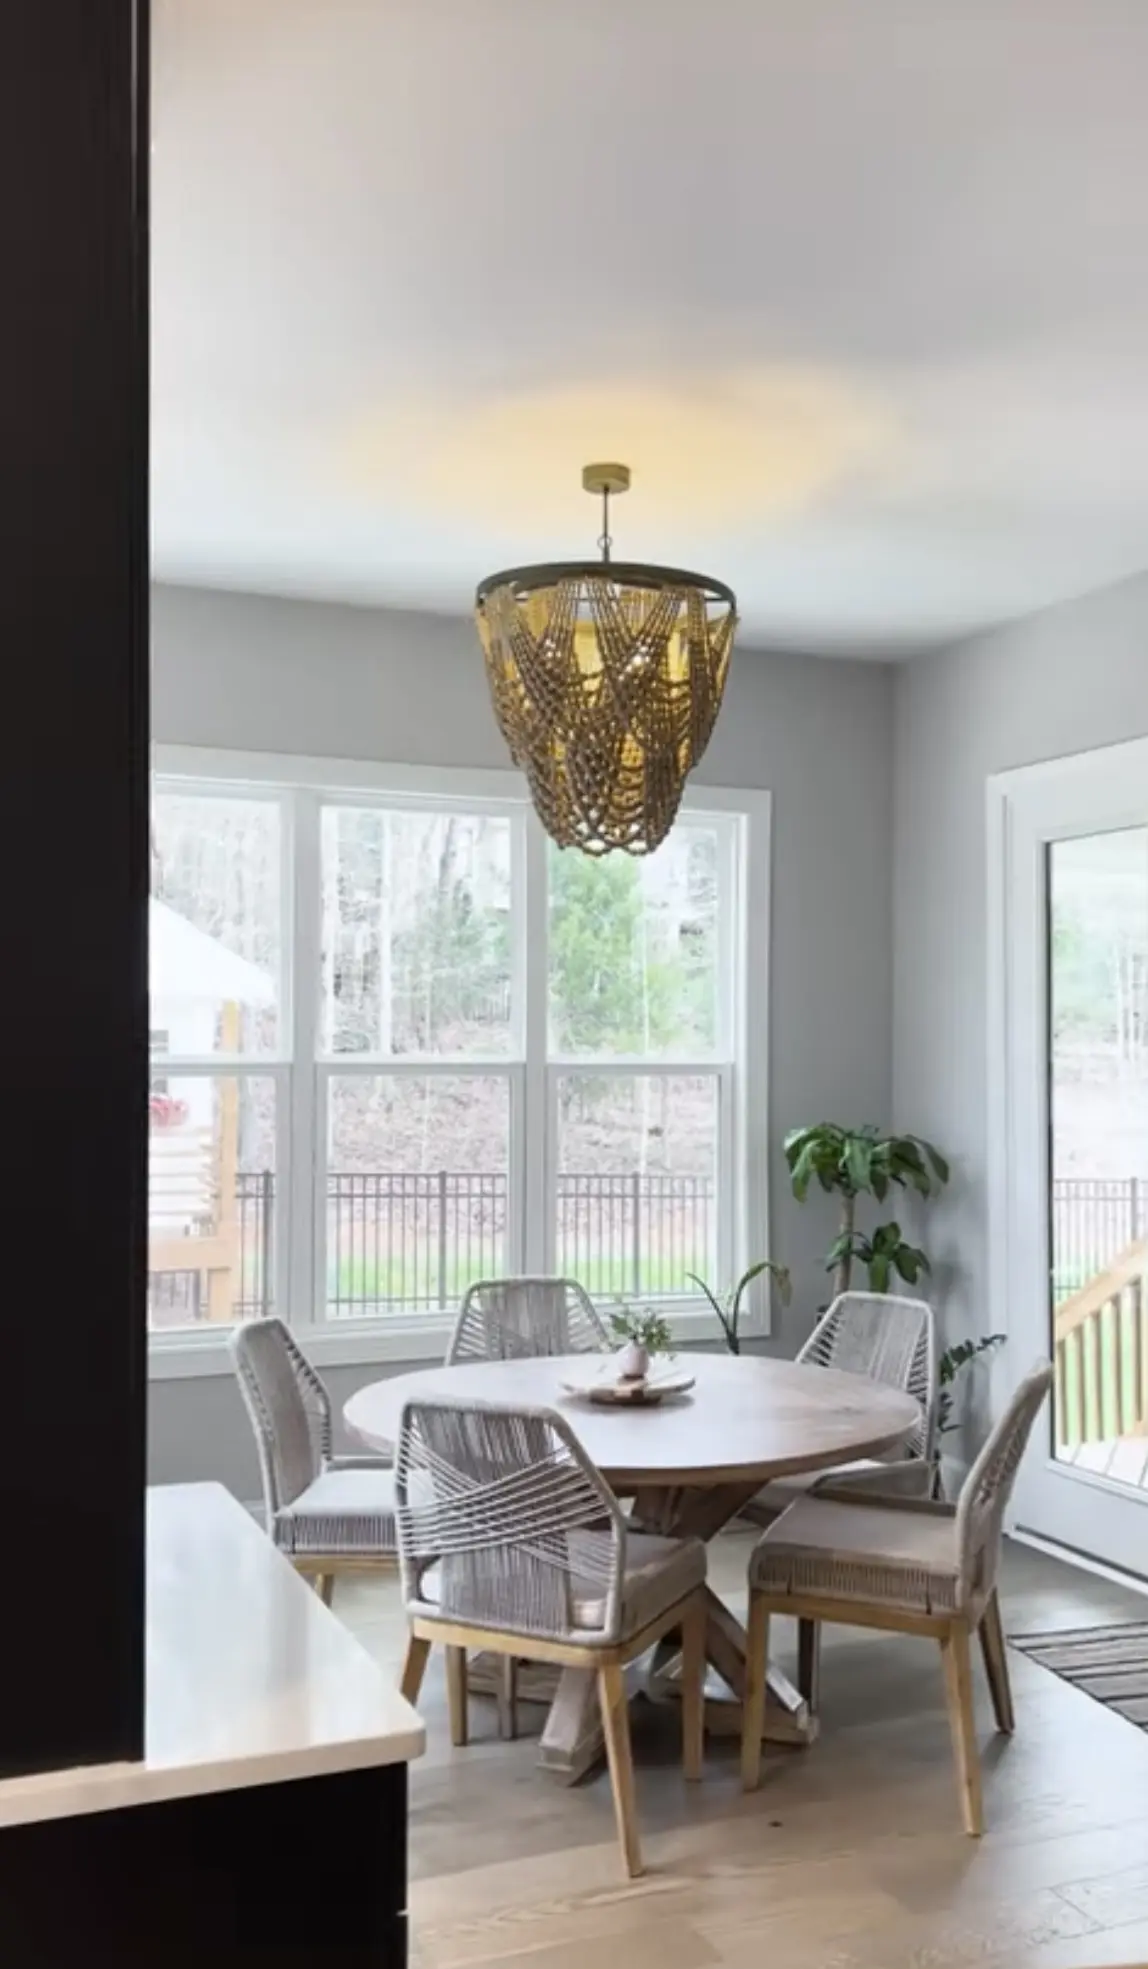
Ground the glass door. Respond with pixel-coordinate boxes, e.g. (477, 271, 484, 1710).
(992, 741, 1148, 1574)
(1049, 832, 1148, 1494)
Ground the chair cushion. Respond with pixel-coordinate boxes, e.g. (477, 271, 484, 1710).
(275, 1466, 397, 1557)
(416, 1530, 705, 1643)
(745, 1455, 934, 1528)
(570, 1530, 706, 1638)
(749, 1493, 962, 1617)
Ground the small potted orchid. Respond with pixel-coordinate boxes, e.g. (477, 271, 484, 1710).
(609, 1304, 673, 1381)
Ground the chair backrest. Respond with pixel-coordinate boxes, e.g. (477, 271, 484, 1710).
(798, 1291, 938, 1462)
(446, 1277, 608, 1365)
(231, 1317, 331, 1522)
(395, 1395, 626, 1644)
(956, 1358, 1053, 1616)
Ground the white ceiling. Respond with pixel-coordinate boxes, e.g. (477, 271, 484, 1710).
(151, 0, 1148, 657)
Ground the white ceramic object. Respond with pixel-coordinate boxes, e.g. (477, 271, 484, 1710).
(616, 1339, 649, 1380)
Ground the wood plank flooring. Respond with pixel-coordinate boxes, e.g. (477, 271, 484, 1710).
(336, 1530, 1148, 1969)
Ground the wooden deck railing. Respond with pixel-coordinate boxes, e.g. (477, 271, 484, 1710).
(1054, 1238, 1148, 1447)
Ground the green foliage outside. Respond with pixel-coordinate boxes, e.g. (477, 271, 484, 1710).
(547, 841, 714, 1055)
(329, 1249, 707, 1307)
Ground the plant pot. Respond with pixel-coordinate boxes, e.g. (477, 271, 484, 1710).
(616, 1340, 649, 1381)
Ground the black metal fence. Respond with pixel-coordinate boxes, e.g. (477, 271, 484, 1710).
(149, 1167, 717, 1321)
(151, 1171, 1144, 1325)
(1051, 1176, 1147, 1301)
(327, 1170, 508, 1315)
(556, 1171, 714, 1302)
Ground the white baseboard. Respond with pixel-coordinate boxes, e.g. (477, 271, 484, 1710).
(1010, 1527, 1148, 1598)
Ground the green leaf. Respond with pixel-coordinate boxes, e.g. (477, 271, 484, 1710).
(846, 1136, 873, 1194)
(868, 1251, 891, 1292)
(939, 1334, 1004, 1385)
(783, 1126, 819, 1167)
(686, 1272, 736, 1353)
(788, 1142, 818, 1200)
(923, 1143, 950, 1185)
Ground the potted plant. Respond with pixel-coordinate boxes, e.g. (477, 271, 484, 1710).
(686, 1260, 792, 1355)
(609, 1304, 673, 1380)
(784, 1123, 949, 1297)
(934, 1334, 1006, 1496)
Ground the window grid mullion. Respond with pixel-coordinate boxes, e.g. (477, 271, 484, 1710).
(289, 788, 321, 1329)
(524, 811, 550, 1272)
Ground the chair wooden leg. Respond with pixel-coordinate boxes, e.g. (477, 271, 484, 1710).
(740, 1591, 770, 1793)
(978, 1590, 1015, 1735)
(496, 1656, 519, 1741)
(445, 1645, 469, 1748)
(315, 1574, 335, 1607)
(797, 1616, 821, 1710)
(939, 1622, 984, 1837)
(597, 1664, 643, 1879)
(400, 1632, 431, 1706)
(680, 1596, 706, 1782)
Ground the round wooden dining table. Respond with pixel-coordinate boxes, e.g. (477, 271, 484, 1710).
(344, 1352, 919, 1782)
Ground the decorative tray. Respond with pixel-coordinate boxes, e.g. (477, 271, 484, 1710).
(559, 1360, 696, 1407)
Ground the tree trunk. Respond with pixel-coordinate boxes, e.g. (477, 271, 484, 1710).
(835, 1193, 855, 1296)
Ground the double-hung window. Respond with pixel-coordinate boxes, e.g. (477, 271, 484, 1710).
(149, 750, 769, 1366)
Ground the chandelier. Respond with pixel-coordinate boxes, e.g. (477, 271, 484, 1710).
(475, 464, 737, 856)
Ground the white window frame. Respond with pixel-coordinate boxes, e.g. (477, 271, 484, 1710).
(150, 745, 771, 1377)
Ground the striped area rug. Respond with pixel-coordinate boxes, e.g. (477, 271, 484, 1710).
(1013, 1622, 1148, 1729)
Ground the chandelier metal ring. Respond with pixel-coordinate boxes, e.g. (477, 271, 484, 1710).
(475, 562, 737, 611)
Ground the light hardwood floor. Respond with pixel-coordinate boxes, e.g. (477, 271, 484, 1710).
(336, 1531, 1148, 1969)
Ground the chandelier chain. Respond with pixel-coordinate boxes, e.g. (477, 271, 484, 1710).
(597, 485, 612, 565)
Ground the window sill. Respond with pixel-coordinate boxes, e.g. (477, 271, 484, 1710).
(147, 1300, 769, 1381)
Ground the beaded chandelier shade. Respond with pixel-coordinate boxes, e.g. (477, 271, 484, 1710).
(475, 465, 738, 856)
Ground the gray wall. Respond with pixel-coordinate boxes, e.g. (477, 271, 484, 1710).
(150, 582, 896, 1493)
(892, 571, 1148, 1365)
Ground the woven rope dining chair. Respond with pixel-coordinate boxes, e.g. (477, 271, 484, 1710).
(445, 1279, 610, 1742)
(743, 1292, 938, 1699)
(741, 1359, 1054, 1836)
(801, 1292, 938, 1465)
(446, 1276, 609, 1364)
(746, 1292, 938, 1521)
(395, 1394, 708, 1879)
(232, 1317, 397, 1605)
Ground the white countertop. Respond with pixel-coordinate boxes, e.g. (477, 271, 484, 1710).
(0, 1482, 424, 1829)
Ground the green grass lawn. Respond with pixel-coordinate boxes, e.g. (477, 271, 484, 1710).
(327, 1248, 709, 1309)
